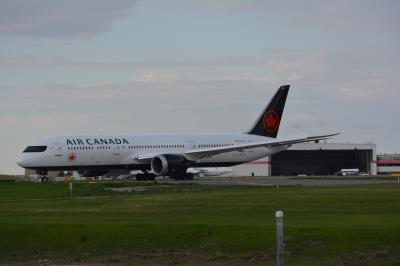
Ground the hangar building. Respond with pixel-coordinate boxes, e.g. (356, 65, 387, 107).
(231, 158, 270, 177)
(232, 142, 377, 176)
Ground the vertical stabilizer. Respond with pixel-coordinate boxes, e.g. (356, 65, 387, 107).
(247, 85, 289, 138)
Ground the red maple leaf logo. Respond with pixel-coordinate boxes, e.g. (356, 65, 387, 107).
(263, 110, 279, 133)
(68, 153, 76, 162)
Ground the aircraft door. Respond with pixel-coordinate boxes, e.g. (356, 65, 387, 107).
(52, 143, 63, 157)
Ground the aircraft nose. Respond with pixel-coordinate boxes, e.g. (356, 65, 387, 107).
(17, 157, 26, 168)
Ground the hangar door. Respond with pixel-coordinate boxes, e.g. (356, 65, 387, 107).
(271, 150, 372, 176)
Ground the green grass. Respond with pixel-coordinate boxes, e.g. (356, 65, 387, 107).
(0, 182, 399, 265)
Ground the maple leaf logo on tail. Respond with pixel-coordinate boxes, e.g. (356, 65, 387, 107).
(263, 110, 280, 133)
(247, 85, 289, 138)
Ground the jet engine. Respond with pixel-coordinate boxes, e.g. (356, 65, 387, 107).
(151, 154, 187, 176)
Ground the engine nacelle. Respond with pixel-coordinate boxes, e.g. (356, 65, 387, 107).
(151, 154, 187, 176)
(78, 170, 109, 177)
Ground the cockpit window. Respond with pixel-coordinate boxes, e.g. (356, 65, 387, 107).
(23, 146, 47, 153)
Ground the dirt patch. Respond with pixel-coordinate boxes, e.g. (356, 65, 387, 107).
(342, 249, 399, 265)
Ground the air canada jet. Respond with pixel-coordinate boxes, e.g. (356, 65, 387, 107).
(17, 85, 338, 182)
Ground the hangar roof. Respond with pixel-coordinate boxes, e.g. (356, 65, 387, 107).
(289, 143, 376, 151)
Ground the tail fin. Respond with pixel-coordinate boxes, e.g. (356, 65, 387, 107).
(247, 85, 290, 138)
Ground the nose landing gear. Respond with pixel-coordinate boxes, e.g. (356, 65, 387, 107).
(36, 170, 49, 183)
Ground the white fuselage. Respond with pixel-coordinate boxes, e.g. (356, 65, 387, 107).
(17, 133, 285, 171)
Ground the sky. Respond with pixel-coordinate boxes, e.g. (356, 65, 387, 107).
(1, 0, 399, 174)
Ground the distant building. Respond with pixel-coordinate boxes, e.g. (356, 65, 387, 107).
(232, 142, 377, 176)
(377, 154, 400, 176)
(232, 157, 270, 176)
(272, 143, 377, 176)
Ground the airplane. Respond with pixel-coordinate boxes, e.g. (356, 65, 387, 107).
(17, 85, 338, 183)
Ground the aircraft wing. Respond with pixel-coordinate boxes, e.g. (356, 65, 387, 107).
(132, 153, 161, 162)
(183, 133, 339, 161)
(135, 133, 339, 162)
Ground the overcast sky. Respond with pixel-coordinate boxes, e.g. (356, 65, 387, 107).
(1, 0, 399, 174)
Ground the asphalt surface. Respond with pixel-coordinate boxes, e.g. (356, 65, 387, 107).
(161, 177, 398, 186)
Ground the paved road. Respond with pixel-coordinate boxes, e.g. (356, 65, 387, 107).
(161, 177, 398, 186)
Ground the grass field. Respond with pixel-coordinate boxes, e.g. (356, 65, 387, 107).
(0, 181, 399, 265)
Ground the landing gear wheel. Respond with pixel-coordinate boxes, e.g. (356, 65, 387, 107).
(185, 173, 194, 180)
(40, 176, 49, 183)
(136, 172, 156, 181)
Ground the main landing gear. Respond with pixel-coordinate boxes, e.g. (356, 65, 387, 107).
(136, 171, 156, 181)
(170, 173, 194, 181)
(135, 171, 194, 181)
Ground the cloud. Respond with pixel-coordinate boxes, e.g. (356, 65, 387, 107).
(285, 114, 324, 130)
(333, 73, 398, 101)
(0, 55, 274, 68)
(196, 0, 400, 31)
(0, 0, 136, 38)
(196, 0, 400, 57)
(0, 52, 327, 83)
(128, 72, 178, 83)
(128, 72, 259, 84)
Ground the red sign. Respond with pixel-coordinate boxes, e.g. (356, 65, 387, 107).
(68, 153, 76, 162)
(263, 110, 279, 133)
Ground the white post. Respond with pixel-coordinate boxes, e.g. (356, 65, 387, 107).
(69, 182, 73, 198)
(276, 211, 284, 266)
